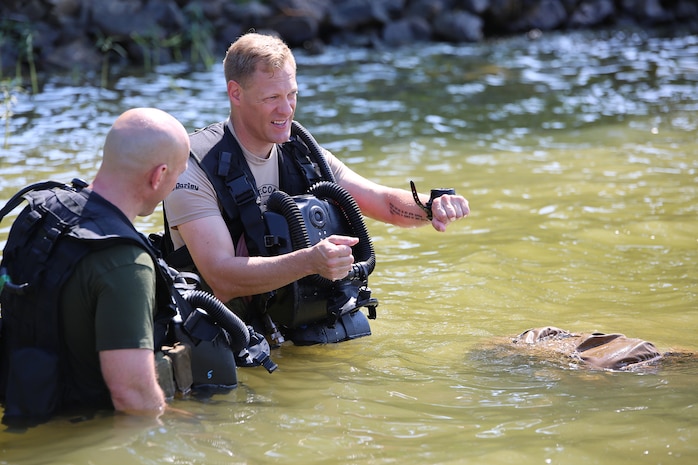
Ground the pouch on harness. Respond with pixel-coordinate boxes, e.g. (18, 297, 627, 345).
(167, 270, 277, 396)
(163, 120, 378, 346)
(0, 179, 275, 427)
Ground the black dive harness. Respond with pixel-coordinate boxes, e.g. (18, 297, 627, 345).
(0, 180, 275, 427)
(177, 120, 378, 344)
(0, 180, 175, 424)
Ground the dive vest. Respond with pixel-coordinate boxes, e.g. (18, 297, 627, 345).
(0, 180, 275, 427)
(168, 121, 378, 344)
(189, 121, 327, 256)
(0, 180, 176, 425)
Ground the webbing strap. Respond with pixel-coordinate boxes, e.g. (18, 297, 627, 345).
(0, 181, 63, 220)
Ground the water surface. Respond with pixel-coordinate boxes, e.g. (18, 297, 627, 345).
(1, 28, 697, 465)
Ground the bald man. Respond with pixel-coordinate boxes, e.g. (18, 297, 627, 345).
(62, 108, 189, 416)
(1, 108, 190, 423)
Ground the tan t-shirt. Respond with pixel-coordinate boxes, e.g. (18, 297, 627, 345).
(164, 120, 350, 251)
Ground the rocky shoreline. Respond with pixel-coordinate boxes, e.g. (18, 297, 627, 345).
(2, 0, 697, 87)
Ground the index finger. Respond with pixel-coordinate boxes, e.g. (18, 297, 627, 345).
(326, 235, 359, 246)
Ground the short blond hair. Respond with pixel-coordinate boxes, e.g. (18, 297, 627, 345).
(223, 32, 296, 88)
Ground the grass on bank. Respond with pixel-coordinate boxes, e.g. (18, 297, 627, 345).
(0, 3, 216, 93)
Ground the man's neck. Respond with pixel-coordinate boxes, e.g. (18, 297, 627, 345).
(91, 179, 138, 223)
(227, 118, 274, 159)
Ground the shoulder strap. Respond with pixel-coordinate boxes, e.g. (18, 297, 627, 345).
(0, 179, 87, 221)
(0, 180, 88, 297)
(191, 123, 268, 256)
(1, 182, 153, 296)
(278, 137, 323, 193)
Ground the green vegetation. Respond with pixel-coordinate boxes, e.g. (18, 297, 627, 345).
(129, 4, 215, 75)
(131, 30, 182, 73)
(0, 17, 38, 94)
(96, 33, 128, 88)
(182, 3, 216, 69)
(0, 7, 219, 93)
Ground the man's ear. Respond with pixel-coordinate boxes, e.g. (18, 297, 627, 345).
(149, 163, 168, 190)
(228, 80, 242, 105)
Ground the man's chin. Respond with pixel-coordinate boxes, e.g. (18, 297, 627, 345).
(138, 209, 156, 217)
(271, 128, 292, 143)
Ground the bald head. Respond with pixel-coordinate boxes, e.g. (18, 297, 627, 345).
(102, 108, 189, 175)
(94, 108, 190, 219)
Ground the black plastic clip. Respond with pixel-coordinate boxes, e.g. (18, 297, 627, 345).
(409, 181, 455, 221)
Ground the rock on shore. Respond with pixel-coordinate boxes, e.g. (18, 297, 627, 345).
(1, 0, 697, 81)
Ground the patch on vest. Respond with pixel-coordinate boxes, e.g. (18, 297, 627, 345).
(174, 182, 199, 191)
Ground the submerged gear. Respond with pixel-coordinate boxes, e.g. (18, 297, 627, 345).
(167, 120, 378, 345)
(173, 285, 277, 384)
(513, 327, 665, 370)
(0, 180, 274, 427)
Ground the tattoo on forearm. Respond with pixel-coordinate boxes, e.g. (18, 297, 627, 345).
(390, 202, 428, 222)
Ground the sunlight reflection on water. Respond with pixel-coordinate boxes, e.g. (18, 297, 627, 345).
(1, 28, 697, 465)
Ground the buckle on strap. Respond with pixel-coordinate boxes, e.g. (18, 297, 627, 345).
(227, 175, 258, 206)
(264, 235, 282, 248)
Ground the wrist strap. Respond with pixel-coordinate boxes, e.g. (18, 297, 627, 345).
(409, 181, 455, 221)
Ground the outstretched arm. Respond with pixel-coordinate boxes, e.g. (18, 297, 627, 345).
(337, 167, 469, 232)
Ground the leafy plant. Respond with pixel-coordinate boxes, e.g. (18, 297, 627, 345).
(182, 4, 215, 68)
(0, 18, 38, 94)
(131, 30, 186, 73)
(96, 33, 127, 88)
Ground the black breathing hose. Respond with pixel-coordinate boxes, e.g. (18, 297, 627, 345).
(182, 289, 250, 352)
(271, 121, 376, 284)
(308, 181, 376, 281)
(266, 182, 376, 286)
(266, 191, 312, 251)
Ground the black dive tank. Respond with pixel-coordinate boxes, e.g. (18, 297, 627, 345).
(263, 196, 351, 328)
(262, 184, 376, 329)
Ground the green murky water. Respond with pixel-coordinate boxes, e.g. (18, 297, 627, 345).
(1, 28, 697, 465)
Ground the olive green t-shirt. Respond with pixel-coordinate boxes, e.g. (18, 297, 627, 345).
(59, 243, 156, 402)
